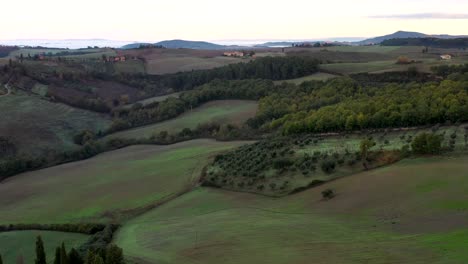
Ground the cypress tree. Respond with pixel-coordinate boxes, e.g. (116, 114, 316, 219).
(0, 252, 3, 264)
(68, 248, 83, 264)
(60, 242, 69, 264)
(54, 247, 61, 264)
(35, 236, 47, 264)
(105, 244, 124, 264)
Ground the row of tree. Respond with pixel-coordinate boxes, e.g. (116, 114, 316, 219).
(29, 236, 124, 264)
(247, 78, 468, 134)
(381, 38, 468, 49)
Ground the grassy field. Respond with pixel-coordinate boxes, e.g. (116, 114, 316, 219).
(116, 155, 468, 264)
(0, 91, 111, 155)
(113, 60, 146, 74)
(8, 48, 111, 58)
(107, 100, 258, 140)
(123, 92, 181, 109)
(0, 139, 249, 224)
(274, 72, 338, 84)
(205, 124, 467, 196)
(146, 56, 246, 75)
(0, 230, 88, 264)
(318, 46, 468, 75)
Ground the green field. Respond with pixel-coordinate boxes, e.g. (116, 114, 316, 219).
(107, 100, 258, 140)
(274, 72, 338, 84)
(147, 56, 245, 75)
(0, 139, 249, 224)
(116, 155, 468, 264)
(8, 48, 112, 58)
(113, 60, 146, 74)
(0, 230, 88, 264)
(0, 91, 110, 155)
(124, 92, 181, 109)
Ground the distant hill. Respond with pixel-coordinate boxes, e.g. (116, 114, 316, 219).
(155, 40, 226, 49)
(120, 42, 154, 49)
(381, 38, 468, 48)
(358, 31, 468, 45)
(121, 40, 240, 50)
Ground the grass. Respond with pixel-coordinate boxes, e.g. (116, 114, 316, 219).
(113, 60, 146, 74)
(0, 91, 111, 155)
(274, 72, 338, 84)
(0, 230, 88, 264)
(8, 48, 111, 58)
(0, 139, 249, 224)
(320, 60, 412, 74)
(123, 92, 181, 109)
(205, 124, 467, 196)
(146, 56, 245, 75)
(116, 155, 468, 264)
(106, 100, 258, 140)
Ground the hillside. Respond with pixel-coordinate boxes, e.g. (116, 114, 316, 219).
(358, 30, 468, 45)
(116, 156, 468, 264)
(121, 40, 244, 50)
(0, 139, 249, 224)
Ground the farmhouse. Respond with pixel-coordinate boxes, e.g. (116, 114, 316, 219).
(440, 54, 452, 60)
(223, 51, 244, 57)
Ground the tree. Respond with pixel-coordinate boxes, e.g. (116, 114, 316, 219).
(321, 189, 335, 200)
(0, 252, 3, 264)
(85, 251, 104, 264)
(68, 248, 83, 264)
(60, 243, 69, 264)
(54, 247, 61, 264)
(360, 139, 376, 160)
(105, 245, 124, 264)
(35, 236, 47, 264)
(411, 133, 443, 154)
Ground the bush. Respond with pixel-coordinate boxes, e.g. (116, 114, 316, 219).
(273, 158, 294, 169)
(320, 160, 336, 174)
(321, 189, 335, 200)
(411, 133, 443, 154)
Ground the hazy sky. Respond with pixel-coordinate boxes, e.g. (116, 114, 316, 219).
(1, 0, 467, 41)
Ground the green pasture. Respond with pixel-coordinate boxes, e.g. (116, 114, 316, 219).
(274, 72, 338, 84)
(0, 230, 88, 264)
(0, 91, 110, 155)
(0, 139, 249, 224)
(116, 155, 468, 264)
(106, 100, 258, 140)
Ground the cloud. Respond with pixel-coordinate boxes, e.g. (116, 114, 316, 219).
(369, 13, 468, 19)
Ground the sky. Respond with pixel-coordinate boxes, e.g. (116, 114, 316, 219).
(1, 0, 467, 42)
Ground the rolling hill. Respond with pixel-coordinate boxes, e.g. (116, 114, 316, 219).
(122, 40, 245, 50)
(358, 31, 468, 45)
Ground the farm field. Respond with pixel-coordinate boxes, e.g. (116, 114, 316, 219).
(204, 124, 468, 196)
(8, 48, 111, 58)
(107, 100, 258, 140)
(0, 139, 250, 224)
(123, 92, 181, 109)
(0, 230, 88, 264)
(274, 72, 338, 84)
(147, 56, 246, 75)
(320, 60, 416, 74)
(0, 91, 111, 155)
(116, 155, 468, 264)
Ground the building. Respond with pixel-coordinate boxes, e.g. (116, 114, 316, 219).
(440, 54, 452, 60)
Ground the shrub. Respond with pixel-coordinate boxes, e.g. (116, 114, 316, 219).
(411, 133, 443, 154)
(273, 158, 294, 169)
(321, 160, 336, 174)
(321, 189, 335, 200)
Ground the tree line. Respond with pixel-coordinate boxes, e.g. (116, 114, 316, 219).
(381, 38, 468, 49)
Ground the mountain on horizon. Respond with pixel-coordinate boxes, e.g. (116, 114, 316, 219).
(122, 39, 236, 50)
(358, 31, 468, 45)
